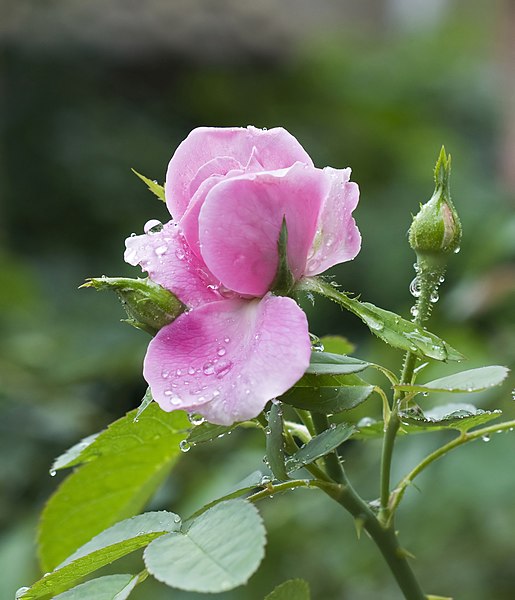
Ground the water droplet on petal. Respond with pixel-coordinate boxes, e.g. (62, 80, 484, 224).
(203, 362, 215, 375)
(162, 369, 170, 379)
(188, 366, 196, 375)
(217, 347, 226, 357)
(144, 219, 163, 234)
(155, 244, 168, 256)
(215, 360, 233, 379)
(175, 247, 186, 260)
(224, 337, 230, 343)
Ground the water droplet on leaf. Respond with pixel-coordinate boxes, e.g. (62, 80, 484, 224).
(179, 440, 191, 452)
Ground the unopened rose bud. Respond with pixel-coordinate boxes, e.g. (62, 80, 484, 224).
(408, 147, 462, 258)
(82, 276, 185, 335)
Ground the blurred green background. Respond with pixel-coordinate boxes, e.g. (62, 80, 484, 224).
(1, 1, 515, 598)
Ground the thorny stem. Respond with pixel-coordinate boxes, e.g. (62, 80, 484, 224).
(321, 480, 426, 600)
(311, 412, 345, 484)
(388, 418, 515, 517)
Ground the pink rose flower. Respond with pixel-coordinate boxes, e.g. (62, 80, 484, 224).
(125, 126, 361, 425)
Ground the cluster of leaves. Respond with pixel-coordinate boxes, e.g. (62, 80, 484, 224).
(18, 269, 510, 598)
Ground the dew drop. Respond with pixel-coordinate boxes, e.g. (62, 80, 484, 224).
(144, 219, 163, 234)
(173, 515, 181, 523)
(155, 244, 168, 256)
(175, 247, 186, 260)
(203, 362, 215, 375)
(49, 469, 57, 477)
(217, 347, 226, 357)
(15, 587, 30, 599)
(188, 413, 205, 426)
(481, 435, 490, 442)
(162, 369, 170, 379)
(439, 275, 446, 283)
(179, 440, 191, 452)
(260, 475, 271, 485)
(409, 277, 421, 298)
(212, 390, 220, 398)
(410, 305, 419, 318)
(215, 360, 233, 379)
(430, 291, 439, 303)
(188, 366, 196, 375)
(309, 333, 324, 352)
(207, 284, 219, 291)
(176, 368, 183, 376)
(454, 246, 461, 254)
(224, 337, 230, 343)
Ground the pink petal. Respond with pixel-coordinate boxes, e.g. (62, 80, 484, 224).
(198, 163, 325, 297)
(124, 221, 220, 308)
(143, 294, 311, 425)
(165, 126, 314, 220)
(305, 167, 361, 276)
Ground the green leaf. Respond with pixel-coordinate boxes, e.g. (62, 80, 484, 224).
(131, 169, 166, 202)
(186, 419, 260, 445)
(399, 403, 502, 433)
(21, 512, 180, 599)
(286, 422, 355, 472)
(265, 578, 311, 600)
(300, 278, 464, 362)
(39, 404, 190, 571)
(320, 335, 355, 355)
(144, 500, 266, 593)
(50, 433, 100, 473)
(53, 574, 140, 600)
(354, 404, 502, 439)
(394, 366, 510, 394)
(306, 351, 370, 375)
(282, 373, 374, 414)
(266, 402, 289, 481)
(187, 422, 236, 445)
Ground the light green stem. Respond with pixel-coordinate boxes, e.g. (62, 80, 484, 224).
(389, 419, 515, 516)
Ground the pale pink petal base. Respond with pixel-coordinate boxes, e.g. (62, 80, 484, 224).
(124, 221, 221, 308)
(305, 167, 361, 276)
(143, 294, 311, 425)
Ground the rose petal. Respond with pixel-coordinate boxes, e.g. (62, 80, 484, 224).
(143, 294, 310, 425)
(305, 167, 361, 276)
(165, 126, 314, 219)
(124, 221, 220, 308)
(198, 163, 325, 296)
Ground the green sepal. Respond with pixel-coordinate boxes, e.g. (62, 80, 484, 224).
(82, 276, 185, 335)
(271, 217, 295, 295)
(131, 169, 166, 202)
(300, 278, 464, 362)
